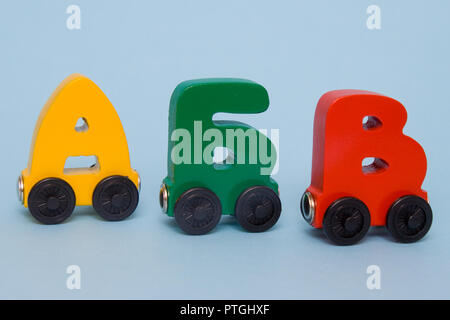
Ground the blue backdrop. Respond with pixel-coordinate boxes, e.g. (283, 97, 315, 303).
(0, 0, 448, 299)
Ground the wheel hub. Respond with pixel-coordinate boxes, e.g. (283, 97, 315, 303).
(255, 203, 271, 219)
(193, 206, 208, 220)
(407, 209, 425, 229)
(112, 194, 124, 208)
(47, 196, 60, 210)
(159, 184, 168, 213)
(17, 175, 24, 205)
(344, 213, 361, 233)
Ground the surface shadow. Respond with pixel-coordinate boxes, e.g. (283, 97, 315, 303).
(305, 227, 326, 240)
(19, 207, 38, 224)
(161, 215, 261, 235)
(303, 224, 397, 246)
(162, 217, 186, 235)
(19, 204, 140, 225)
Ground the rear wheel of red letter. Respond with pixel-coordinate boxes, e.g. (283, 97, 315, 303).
(323, 197, 371, 246)
(386, 195, 432, 243)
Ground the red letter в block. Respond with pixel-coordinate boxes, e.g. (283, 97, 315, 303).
(305, 90, 428, 228)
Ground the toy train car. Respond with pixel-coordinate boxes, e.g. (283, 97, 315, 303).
(18, 75, 432, 245)
(300, 90, 432, 245)
(159, 79, 281, 235)
(18, 74, 140, 224)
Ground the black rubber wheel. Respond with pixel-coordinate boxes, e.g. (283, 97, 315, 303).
(28, 178, 76, 224)
(92, 176, 139, 221)
(386, 195, 432, 243)
(235, 186, 281, 232)
(174, 188, 221, 235)
(323, 197, 371, 245)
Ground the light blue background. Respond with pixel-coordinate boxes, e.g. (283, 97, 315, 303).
(0, 0, 449, 299)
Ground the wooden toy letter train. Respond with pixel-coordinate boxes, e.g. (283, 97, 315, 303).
(18, 74, 140, 224)
(300, 90, 432, 245)
(159, 79, 281, 235)
(18, 75, 432, 245)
